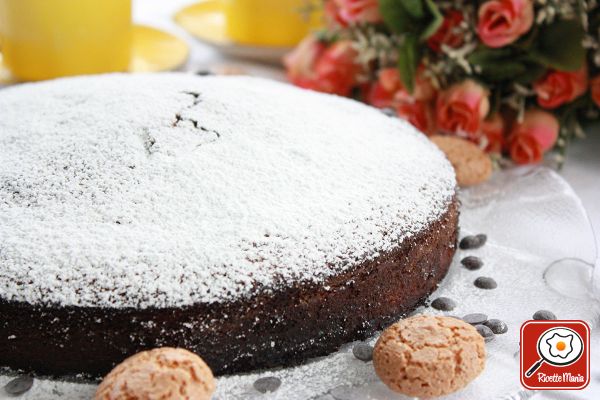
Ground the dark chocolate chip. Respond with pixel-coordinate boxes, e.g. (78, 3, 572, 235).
(431, 297, 457, 311)
(196, 70, 214, 76)
(461, 256, 483, 270)
(484, 319, 508, 334)
(4, 375, 34, 395)
(476, 234, 487, 245)
(352, 342, 374, 362)
(463, 313, 488, 325)
(253, 376, 281, 393)
(474, 276, 497, 289)
(533, 310, 556, 320)
(475, 324, 495, 342)
(459, 234, 487, 250)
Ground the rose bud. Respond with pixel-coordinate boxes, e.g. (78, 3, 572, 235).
(510, 109, 559, 152)
(397, 97, 436, 136)
(436, 80, 490, 139)
(334, 0, 382, 24)
(477, 0, 534, 48)
(324, 0, 347, 27)
(367, 68, 403, 108)
(591, 75, 600, 108)
(508, 133, 542, 164)
(428, 10, 465, 52)
(284, 38, 361, 96)
(313, 40, 362, 96)
(284, 35, 326, 90)
(534, 67, 589, 109)
(480, 113, 506, 154)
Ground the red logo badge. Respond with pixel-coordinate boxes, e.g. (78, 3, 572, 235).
(520, 320, 590, 390)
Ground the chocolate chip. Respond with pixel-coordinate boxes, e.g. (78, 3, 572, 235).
(475, 324, 495, 342)
(484, 319, 508, 334)
(463, 313, 488, 325)
(196, 69, 214, 76)
(253, 376, 281, 393)
(461, 256, 483, 270)
(431, 297, 457, 311)
(474, 276, 497, 289)
(533, 310, 556, 320)
(352, 342, 374, 362)
(459, 234, 487, 250)
(4, 375, 34, 395)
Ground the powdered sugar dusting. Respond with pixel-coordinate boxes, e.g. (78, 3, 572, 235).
(0, 74, 455, 308)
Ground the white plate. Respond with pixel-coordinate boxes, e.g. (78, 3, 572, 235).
(173, 0, 290, 65)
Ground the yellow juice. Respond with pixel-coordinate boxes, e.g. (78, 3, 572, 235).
(0, 0, 132, 81)
(224, 0, 321, 47)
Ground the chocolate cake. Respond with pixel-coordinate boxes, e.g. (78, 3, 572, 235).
(0, 74, 458, 378)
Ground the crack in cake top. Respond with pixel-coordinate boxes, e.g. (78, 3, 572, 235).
(0, 74, 456, 308)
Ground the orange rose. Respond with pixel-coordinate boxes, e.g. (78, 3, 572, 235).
(477, 0, 533, 48)
(367, 67, 435, 108)
(508, 133, 542, 164)
(334, 0, 382, 24)
(510, 109, 559, 152)
(533, 67, 588, 109)
(591, 75, 600, 108)
(436, 80, 490, 139)
(314, 41, 362, 96)
(396, 95, 436, 136)
(284, 36, 326, 89)
(480, 113, 506, 154)
(428, 10, 465, 52)
(366, 68, 403, 108)
(284, 38, 361, 96)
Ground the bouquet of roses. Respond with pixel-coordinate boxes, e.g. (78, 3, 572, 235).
(285, 0, 600, 165)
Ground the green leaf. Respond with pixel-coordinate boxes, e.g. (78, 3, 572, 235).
(403, 0, 424, 19)
(379, 0, 443, 40)
(468, 47, 547, 84)
(420, 0, 443, 40)
(530, 19, 585, 71)
(379, 0, 419, 34)
(398, 34, 419, 93)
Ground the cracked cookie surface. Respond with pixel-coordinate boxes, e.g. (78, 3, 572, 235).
(373, 315, 486, 397)
(94, 347, 215, 400)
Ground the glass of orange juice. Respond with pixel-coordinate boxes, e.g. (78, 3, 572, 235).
(223, 0, 321, 47)
(0, 0, 131, 81)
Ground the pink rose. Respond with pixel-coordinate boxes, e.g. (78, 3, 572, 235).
(284, 38, 361, 96)
(428, 10, 465, 52)
(534, 67, 589, 109)
(284, 36, 326, 88)
(591, 75, 600, 108)
(396, 97, 436, 136)
(436, 80, 490, 138)
(366, 68, 403, 108)
(367, 67, 435, 108)
(509, 109, 559, 153)
(508, 133, 542, 164)
(314, 41, 362, 96)
(477, 0, 533, 48)
(334, 0, 382, 24)
(324, 0, 347, 27)
(480, 113, 506, 153)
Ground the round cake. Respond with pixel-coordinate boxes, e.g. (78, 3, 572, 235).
(0, 74, 458, 377)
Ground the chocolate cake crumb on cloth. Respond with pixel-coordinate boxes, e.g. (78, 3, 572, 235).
(0, 74, 458, 377)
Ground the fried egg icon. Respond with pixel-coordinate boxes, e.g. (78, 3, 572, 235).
(546, 332, 573, 358)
